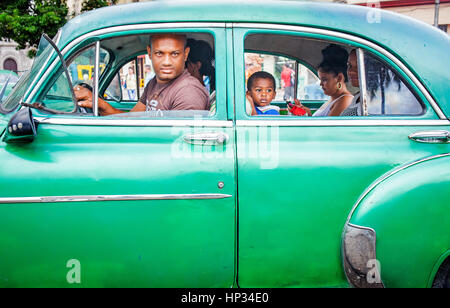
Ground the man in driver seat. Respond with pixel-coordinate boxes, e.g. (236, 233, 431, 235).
(74, 33, 209, 115)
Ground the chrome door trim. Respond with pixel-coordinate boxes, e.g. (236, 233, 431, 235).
(93, 41, 101, 117)
(233, 23, 446, 120)
(183, 131, 229, 145)
(345, 153, 450, 224)
(25, 22, 226, 103)
(0, 193, 233, 204)
(357, 48, 368, 116)
(236, 119, 449, 127)
(409, 130, 450, 144)
(33, 116, 233, 127)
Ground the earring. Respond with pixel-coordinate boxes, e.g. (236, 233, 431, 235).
(337, 82, 342, 90)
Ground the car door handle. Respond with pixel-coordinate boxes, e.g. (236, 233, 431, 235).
(183, 132, 229, 145)
(409, 130, 450, 144)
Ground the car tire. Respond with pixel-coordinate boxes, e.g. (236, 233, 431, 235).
(432, 258, 450, 288)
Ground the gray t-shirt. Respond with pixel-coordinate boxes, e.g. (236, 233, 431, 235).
(139, 69, 209, 111)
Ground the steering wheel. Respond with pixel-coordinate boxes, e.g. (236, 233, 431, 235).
(74, 82, 94, 114)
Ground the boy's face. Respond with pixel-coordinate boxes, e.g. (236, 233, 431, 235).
(247, 78, 276, 107)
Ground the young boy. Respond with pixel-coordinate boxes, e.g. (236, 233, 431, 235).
(246, 71, 280, 115)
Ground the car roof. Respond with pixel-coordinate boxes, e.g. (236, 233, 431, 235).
(58, 0, 450, 118)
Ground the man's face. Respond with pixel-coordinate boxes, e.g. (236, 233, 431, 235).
(147, 35, 190, 84)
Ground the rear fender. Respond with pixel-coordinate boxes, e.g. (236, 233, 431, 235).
(345, 153, 450, 287)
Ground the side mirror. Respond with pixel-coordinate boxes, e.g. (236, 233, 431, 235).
(3, 107, 38, 144)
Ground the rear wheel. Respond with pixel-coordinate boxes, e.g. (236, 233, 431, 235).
(432, 258, 450, 288)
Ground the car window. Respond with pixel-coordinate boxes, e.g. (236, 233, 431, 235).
(28, 31, 221, 118)
(106, 59, 149, 102)
(0, 35, 54, 114)
(101, 32, 217, 118)
(245, 52, 329, 116)
(0, 74, 19, 84)
(362, 51, 424, 116)
(245, 53, 328, 101)
(244, 32, 425, 117)
(39, 45, 110, 112)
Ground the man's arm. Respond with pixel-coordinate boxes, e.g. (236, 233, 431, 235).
(74, 86, 145, 115)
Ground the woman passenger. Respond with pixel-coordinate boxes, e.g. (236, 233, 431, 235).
(186, 38, 215, 93)
(288, 44, 353, 116)
(340, 49, 361, 116)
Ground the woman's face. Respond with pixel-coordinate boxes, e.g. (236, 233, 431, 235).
(318, 69, 341, 97)
(347, 51, 359, 88)
(186, 60, 202, 82)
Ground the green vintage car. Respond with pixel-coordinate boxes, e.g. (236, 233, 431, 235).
(0, 0, 448, 288)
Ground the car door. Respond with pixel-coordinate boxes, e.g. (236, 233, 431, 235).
(232, 25, 450, 288)
(0, 26, 236, 287)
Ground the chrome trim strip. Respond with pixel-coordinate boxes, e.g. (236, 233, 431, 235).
(236, 119, 449, 127)
(93, 41, 101, 117)
(25, 22, 226, 104)
(233, 23, 446, 120)
(357, 48, 368, 116)
(346, 152, 450, 224)
(0, 193, 233, 204)
(34, 116, 234, 127)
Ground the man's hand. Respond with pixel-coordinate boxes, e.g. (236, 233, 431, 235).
(74, 85, 93, 109)
(73, 85, 120, 115)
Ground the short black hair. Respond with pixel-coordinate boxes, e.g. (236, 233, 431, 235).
(148, 33, 187, 48)
(247, 71, 276, 91)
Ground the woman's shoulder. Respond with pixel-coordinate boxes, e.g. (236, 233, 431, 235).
(336, 93, 354, 104)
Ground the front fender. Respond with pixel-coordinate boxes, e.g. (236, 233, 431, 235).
(346, 153, 450, 288)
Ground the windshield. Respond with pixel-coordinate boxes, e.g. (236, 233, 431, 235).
(0, 73, 19, 84)
(0, 35, 56, 114)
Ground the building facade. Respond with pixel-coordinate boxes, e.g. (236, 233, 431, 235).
(346, 0, 450, 33)
(0, 40, 33, 76)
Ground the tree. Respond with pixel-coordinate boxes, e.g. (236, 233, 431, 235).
(81, 0, 118, 13)
(0, 1, 69, 57)
(0, 0, 117, 58)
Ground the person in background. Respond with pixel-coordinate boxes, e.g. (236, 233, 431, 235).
(186, 38, 215, 93)
(144, 64, 155, 87)
(124, 66, 137, 100)
(281, 63, 294, 101)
